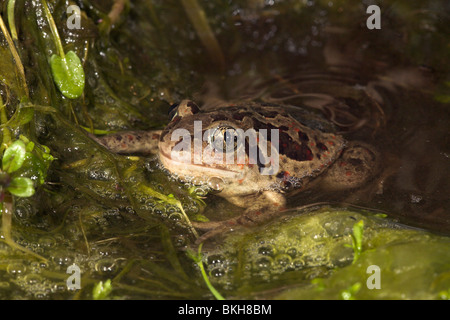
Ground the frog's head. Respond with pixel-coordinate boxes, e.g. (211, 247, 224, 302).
(158, 100, 281, 194)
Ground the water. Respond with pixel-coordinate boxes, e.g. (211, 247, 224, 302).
(191, 0, 450, 235)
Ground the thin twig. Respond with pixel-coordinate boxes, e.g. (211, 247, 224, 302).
(0, 13, 29, 98)
(180, 0, 225, 72)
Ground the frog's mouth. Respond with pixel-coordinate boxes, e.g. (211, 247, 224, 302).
(158, 149, 242, 179)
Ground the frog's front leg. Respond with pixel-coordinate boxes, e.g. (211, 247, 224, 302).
(232, 190, 287, 226)
(91, 130, 162, 155)
(193, 190, 287, 243)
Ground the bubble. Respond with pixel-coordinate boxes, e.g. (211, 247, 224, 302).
(52, 253, 74, 266)
(7, 263, 26, 276)
(173, 235, 187, 247)
(191, 177, 206, 185)
(125, 206, 136, 214)
(38, 236, 56, 248)
(95, 258, 117, 274)
(169, 212, 183, 221)
(274, 254, 292, 267)
(17, 238, 29, 247)
(257, 245, 276, 257)
(24, 273, 44, 285)
(207, 177, 224, 192)
(312, 232, 326, 241)
(29, 261, 42, 273)
(51, 282, 68, 293)
(194, 187, 209, 197)
(14, 203, 33, 220)
(188, 204, 199, 214)
(207, 254, 226, 266)
(210, 267, 226, 278)
(105, 208, 120, 216)
(323, 220, 341, 237)
(67, 225, 81, 237)
(292, 258, 305, 268)
(286, 247, 299, 258)
(165, 205, 175, 213)
(255, 256, 273, 270)
(144, 158, 159, 173)
(34, 291, 48, 299)
(153, 205, 167, 217)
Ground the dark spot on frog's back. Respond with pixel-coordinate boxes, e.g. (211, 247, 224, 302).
(232, 112, 254, 121)
(297, 130, 309, 142)
(256, 109, 280, 119)
(277, 131, 313, 161)
(211, 113, 230, 121)
(187, 101, 200, 114)
(251, 118, 313, 161)
(316, 142, 328, 151)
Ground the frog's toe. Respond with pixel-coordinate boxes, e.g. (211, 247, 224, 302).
(193, 219, 239, 244)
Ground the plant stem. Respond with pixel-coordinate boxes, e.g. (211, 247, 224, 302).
(197, 243, 225, 300)
(0, 13, 29, 98)
(41, 0, 65, 59)
(7, 0, 18, 41)
(0, 95, 11, 152)
(180, 0, 225, 72)
(140, 184, 199, 239)
(0, 200, 48, 262)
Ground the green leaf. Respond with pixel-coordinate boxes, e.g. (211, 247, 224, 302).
(6, 177, 35, 197)
(193, 213, 209, 222)
(2, 140, 26, 173)
(93, 279, 112, 300)
(50, 51, 85, 99)
(25, 141, 35, 153)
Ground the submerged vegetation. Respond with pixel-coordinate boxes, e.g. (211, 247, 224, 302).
(0, 0, 448, 299)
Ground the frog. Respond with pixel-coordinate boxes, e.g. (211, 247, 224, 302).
(92, 100, 379, 241)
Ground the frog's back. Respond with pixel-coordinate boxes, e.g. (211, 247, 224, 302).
(201, 101, 346, 191)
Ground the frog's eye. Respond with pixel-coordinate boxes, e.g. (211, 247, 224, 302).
(168, 103, 179, 121)
(210, 126, 241, 153)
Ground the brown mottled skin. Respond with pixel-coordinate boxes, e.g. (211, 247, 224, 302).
(93, 100, 378, 241)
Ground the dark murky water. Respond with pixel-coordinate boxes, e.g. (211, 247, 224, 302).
(191, 2, 450, 235)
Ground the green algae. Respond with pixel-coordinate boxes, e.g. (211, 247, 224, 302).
(203, 207, 450, 299)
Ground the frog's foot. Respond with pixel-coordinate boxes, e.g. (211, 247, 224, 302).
(192, 218, 241, 244)
(321, 141, 379, 190)
(192, 191, 287, 243)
